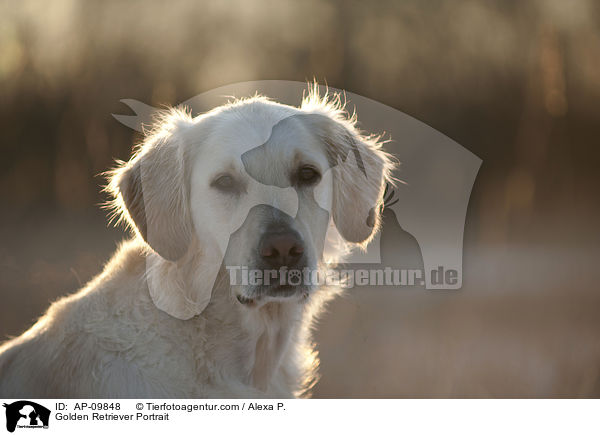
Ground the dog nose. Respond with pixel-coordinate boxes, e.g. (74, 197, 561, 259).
(260, 232, 305, 267)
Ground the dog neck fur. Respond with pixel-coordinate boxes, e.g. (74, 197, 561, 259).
(142, 240, 318, 396)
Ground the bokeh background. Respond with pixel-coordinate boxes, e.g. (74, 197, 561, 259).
(1, 0, 599, 397)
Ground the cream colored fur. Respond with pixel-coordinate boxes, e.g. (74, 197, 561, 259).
(0, 87, 393, 398)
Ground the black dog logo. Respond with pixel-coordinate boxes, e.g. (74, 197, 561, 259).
(3, 401, 50, 433)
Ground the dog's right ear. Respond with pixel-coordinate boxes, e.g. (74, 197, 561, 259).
(109, 111, 193, 262)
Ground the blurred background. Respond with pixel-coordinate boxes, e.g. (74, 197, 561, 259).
(1, 0, 599, 397)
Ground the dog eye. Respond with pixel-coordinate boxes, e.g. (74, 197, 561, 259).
(211, 175, 236, 191)
(297, 166, 321, 185)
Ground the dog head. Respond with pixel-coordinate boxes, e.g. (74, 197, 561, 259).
(109, 89, 393, 319)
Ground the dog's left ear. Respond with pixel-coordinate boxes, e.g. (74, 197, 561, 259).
(109, 116, 193, 262)
(298, 113, 394, 245)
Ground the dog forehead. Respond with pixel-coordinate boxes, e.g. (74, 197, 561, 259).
(194, 112, 327, 176)
(205, 105, 305, 153)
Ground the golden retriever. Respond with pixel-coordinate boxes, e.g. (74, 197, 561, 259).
(0, 87, 393, 398)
